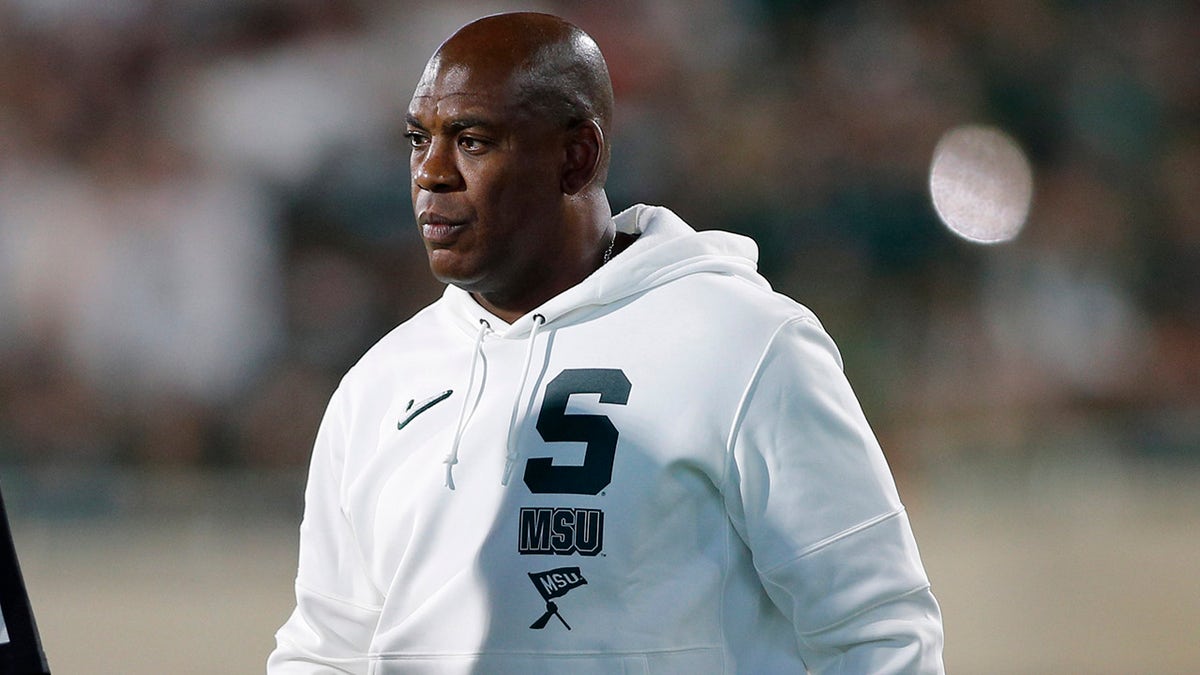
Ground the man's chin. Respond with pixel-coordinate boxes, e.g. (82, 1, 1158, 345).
(427, 255, 483, 290)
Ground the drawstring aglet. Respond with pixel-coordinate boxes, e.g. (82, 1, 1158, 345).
(501, 454, 517, 486)
(444, 454, 458, 490)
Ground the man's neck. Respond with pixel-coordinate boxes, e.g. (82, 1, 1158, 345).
(472, 194, 613, 324)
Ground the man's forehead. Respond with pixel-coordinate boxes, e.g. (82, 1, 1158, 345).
(408, 59, 524, 116)
(407, 89, 512, 120)
(416, 52, 523, 92)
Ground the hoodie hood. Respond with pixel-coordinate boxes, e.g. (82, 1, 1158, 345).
(435, 204, 770, 489)
(443, 204, 770, 337)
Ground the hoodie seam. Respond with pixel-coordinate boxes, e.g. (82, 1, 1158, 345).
(720, 315, 820, 493)
(759, 507, 906, 573)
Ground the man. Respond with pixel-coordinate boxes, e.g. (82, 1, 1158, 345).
(270, 12, 943, 674)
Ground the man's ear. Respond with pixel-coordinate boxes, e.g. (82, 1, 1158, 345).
(561, 119, 603, 195)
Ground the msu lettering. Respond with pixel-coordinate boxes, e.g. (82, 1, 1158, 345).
(532, 567, 587, 597)
(518, 507, 604, 556)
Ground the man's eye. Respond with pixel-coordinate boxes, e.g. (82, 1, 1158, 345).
(404, 132, 428, 148)
(459, 137, 486, 152)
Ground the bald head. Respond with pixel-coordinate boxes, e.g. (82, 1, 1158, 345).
(406, 13, 618, 320)
(420, 12, 614, 180)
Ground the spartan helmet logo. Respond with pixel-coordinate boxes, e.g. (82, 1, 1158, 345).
(527, 566, 588, 630)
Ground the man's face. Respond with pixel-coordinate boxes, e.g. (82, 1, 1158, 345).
(405, 57, 567, 298)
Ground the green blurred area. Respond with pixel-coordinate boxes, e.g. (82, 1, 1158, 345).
(2, 0, 1196, 481)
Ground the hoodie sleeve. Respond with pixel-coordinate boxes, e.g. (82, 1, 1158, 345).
(724, 316, 944, 674)
(269, 387, 384, 674)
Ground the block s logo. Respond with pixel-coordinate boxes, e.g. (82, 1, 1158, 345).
(525, 368, 631, 496)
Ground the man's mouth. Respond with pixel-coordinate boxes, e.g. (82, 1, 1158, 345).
(418, 212, 466, 244)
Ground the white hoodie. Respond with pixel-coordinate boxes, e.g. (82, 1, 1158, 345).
(269, 205, 944, 674)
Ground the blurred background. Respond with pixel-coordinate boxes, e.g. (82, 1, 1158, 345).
(0, 0, 1196, 672)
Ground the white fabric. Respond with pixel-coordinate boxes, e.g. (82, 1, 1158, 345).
(270, 204, 944, 674)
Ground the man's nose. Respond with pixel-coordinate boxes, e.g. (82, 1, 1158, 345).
(414, 140, 463, 193)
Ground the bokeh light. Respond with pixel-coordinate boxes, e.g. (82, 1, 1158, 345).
(930, 124, 1033, 244)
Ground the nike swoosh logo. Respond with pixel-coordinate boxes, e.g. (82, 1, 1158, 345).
(397, 390, 453, 430)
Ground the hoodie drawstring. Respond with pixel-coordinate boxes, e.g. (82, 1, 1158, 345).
(445, 318, 491, 489)
(501, 313, 545, 486)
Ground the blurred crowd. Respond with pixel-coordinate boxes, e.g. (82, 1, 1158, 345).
(0, 0, 1196, 485)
